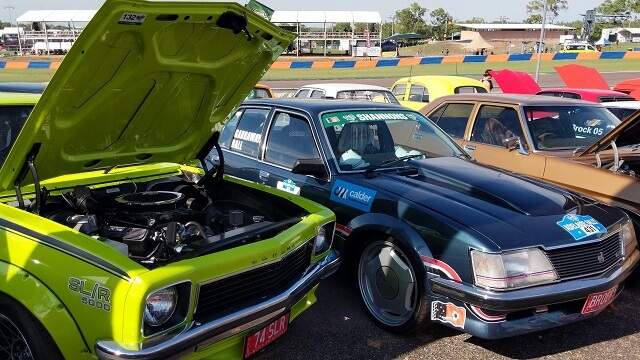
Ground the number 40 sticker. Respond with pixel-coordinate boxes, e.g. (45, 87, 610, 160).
(119, 13, 147, 25)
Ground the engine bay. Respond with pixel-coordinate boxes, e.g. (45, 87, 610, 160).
(36, 176, 307, 268)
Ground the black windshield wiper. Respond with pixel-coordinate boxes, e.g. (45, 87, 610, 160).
(364, 154, 424, 177)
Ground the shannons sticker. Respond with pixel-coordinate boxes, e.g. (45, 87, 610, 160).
(330, 179, 376, 212)
(556, 214, 606, 241)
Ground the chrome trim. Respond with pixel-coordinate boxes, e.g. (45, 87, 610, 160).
(95, 250, 341, 360)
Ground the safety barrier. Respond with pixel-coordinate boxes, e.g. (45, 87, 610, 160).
(1, 51, 638, 70)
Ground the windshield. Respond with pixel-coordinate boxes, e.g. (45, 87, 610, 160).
(522, 105, 621, 150)
(335, 90, 400, 105)
(321, 110, 465, 172)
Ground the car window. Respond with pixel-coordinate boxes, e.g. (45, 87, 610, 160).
(392, 84, 406, 98)
(522, 105, 621, 150)
(310, 90, 324, 98)
(295, 89, 311, 98)
(229, 108, 269, 157)
(471, 105, 517, 146)
(335, 90, 399, 104)
(433, 103, 474, 139)
(264, 113, 320, 169)
(247, 88, 272, 99)
(321, 110, 465, 172)
(455, 86, 488, 94)
(0, 105, 35, 167)
(219, 110, 242, 149)
(409, 85, 429, 103)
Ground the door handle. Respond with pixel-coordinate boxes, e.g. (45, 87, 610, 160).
(259, 170, 270, 182)
(464, 145, 476, 151)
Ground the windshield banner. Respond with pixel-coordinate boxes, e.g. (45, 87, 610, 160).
(322, 111, 420, 127)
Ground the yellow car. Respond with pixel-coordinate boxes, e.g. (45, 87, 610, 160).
(391, 75, 489, 111)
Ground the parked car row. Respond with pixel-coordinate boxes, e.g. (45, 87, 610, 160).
(1, 3, 640, 359)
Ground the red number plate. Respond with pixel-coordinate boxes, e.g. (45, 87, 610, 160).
(243, 312, 290, 359)
(581, 285, 618, 314)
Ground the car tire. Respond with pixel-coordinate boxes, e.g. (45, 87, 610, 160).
(356, 237, 430, 333)
(0, 294, 63, 360)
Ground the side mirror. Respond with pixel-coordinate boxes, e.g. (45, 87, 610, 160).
(504, 136, 529, 156)
(292, 158, 328, 180)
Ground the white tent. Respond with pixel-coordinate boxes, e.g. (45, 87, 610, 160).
(595, 38, 612, 45)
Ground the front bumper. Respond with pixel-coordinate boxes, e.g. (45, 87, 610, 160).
(428, 248, 639, 338)
(95, 250, 341, 360)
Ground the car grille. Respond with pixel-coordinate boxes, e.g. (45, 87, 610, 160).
(194, 240, 313, 322)
(545, 230, 623, 280)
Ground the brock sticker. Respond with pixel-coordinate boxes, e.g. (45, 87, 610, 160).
(556, 214, 606, 241)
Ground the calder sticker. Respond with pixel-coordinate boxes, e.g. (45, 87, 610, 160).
(277, 179, 301, 195)
(431, 301, 466, 329)
(330, 179, 376, 212)
(556, 214, 606, 241)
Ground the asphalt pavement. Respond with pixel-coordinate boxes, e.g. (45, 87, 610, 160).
(254, 275, 640, 360)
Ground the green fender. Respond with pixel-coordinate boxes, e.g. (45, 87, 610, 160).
(0, 261, 94, 359)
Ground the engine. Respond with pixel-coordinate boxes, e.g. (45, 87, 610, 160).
(41, 180, 286, 266)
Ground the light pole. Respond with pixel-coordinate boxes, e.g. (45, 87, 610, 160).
(534, 0, 548, 82)
(388, 15, 395, 36)
(4, 6, 14, 27)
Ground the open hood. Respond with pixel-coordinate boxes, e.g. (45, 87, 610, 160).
(489, 69, 541, 94)
(579, 108, 640, 156)
(554, 64, 610, 90)
(0, 0, 294, 191)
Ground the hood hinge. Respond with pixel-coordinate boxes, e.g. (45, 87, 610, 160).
(14, 143, 42, 214)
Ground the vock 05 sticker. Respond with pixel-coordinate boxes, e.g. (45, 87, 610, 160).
(330, 179, 376, 212)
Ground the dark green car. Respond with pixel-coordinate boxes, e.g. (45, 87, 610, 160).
(216, 98, 639, 339)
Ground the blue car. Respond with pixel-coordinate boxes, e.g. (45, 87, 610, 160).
(209, 98, 640, 339)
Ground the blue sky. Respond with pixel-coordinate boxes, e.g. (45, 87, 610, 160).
(3, 0, 608, 24)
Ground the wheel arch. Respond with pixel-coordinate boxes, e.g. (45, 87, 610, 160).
(343, 213, 434, 269)
(0, 260, 92, 358)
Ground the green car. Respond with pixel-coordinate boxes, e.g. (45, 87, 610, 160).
(0, 1, 340, 359)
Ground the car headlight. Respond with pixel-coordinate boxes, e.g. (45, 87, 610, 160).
(621, 219, 637, 256)
(313, 221, 335, 256)
(144, 287, 178, 327)
(471, 248, 558, 290)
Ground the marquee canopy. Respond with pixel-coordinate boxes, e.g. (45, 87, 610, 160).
(16, 10, 97, 23)
(270, 11, 381, 24)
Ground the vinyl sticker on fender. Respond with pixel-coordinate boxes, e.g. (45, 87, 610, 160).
(556, 214, 606, 241)
(431, 301, 466, 329)
(277, 179, 300, 195)
(330, 179, 376, 212)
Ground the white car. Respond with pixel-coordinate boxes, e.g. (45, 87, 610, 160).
(603, 101, 640, 121)
(293, 83, 400, 104)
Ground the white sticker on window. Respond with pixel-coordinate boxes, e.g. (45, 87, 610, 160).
(119, 13, 147, 25)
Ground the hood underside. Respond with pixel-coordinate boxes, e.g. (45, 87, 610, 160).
(489, 69, 541, 94)
(0, 0, 294, 191)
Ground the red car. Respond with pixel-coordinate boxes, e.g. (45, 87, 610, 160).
(490, 68, 634, 103)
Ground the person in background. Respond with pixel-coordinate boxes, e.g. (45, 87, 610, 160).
(481, 69, 494, 92)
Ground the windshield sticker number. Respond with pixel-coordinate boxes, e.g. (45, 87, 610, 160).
(119, 13, 146, 25)
(556, 214, 606, 240)
(330, 179, 376, 212)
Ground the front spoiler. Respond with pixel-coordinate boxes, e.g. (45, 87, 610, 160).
(95, 250, 341, 360)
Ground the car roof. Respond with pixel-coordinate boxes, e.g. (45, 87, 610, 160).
(538, 88, 633, 97)
(427, 93, 603, 106)
(243, 98, 410, 114)
(297, 82, 393, 95)
(394, 75, 484, 85)
(602, 100, 640, 109)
